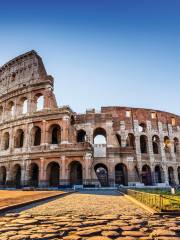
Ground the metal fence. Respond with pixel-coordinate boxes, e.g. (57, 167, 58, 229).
(121, 188, 180, 212)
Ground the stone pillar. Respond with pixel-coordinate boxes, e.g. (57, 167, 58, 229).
(41, 120, 47, 145)
(84, 153, 93, 184)
(60, 156, 68, 185)
(39, 158, 47, 187)
(61, 116, 70, 144)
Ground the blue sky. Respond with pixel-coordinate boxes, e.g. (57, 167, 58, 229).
(0, 0, 180, 115)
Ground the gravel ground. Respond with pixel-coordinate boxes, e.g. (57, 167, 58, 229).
(0, 190, 179, 240)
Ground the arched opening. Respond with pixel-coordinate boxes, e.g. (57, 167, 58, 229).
(36, 94, 44, 111)
(126, 133, 135, 149)
(94, 163, 108, 187)
(140, 135, 148, 153)
(93, 128, 107, 144)
(154, 165, 162, 183)
(139, 123, 146, 132)
(168, 167, 175, 186)
(116, 134, 121, 147)
(0, 166, 6, 186)
(32, 126, 41, 146)
(14, 129, 24, 148)
(77, 129, 86, 143)
(0, 106, 3, 121)
(29, 163, 39, 187)
(174, 138, 179, 154)
(164, 136, 171, 153)
(22, 98, 28, 114)
(7, 101, 15, 117)
(2, 132, 10, 150)
(142, 165, 152, 186)
(115, 163, 128, 186)
(47, 162, 60, 187)
(71, 116, 75, 125)
(13, 164, 21, 188)
(49, 124, 61, 144)
(178, 167, 180, 185)
(69, 161, 83, 185)
(152, 135, 160, 154)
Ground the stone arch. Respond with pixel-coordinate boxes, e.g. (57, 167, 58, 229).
(12, 164, 21, 188)
(93, 127, 107, 144)
(47, 162, 60, 187)
(0, 105, 3, 121)
(174, 137, 179, 154)
(0, 166, 6, 186)
(139, 122, 146, 132)
(142, 164, 152, 186)
(48, 124, 61, 144)
(7, 101, 15, 117)
(14, 129, 24, 148)
(152, 135, 160, 154)
(168, 166, 175, 185)
(177, 167, 180, 185)
(140, 135, 148, 154)
(94, 163, 108, 187)
(164, 136, 171, 153)
(35, 93, 44, 111)
(29, 163, 39, 187)
(31, 126, 41, 146)
(20, 97, 28, 114)
(126, 133, 135, 149)
(2, 132, 10, 150)
(69, 161, 83, 185)
(77, 129, 86, 143)
(116, 134, 121, 147)
(154, 165, 163, 183)
(115, 163, 128, 186)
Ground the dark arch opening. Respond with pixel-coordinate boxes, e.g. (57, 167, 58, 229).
(168, 167, 175, 186)
(174, 138, 179, 154)
(115, 163, 128, 186)
(142, 165, 152, 186)
(50, 125, 61, 144)
(140, 135, 148, 154)
(2, 132, 10, 150)
(33, 127, 41, 146)
(126, 133, 135, 149)
(29, 163, 39, 187)
(0, 166, 6, 186)
(13, 165, 21, 188)
(178, 167, 180, 185)
(15, 129, 24, 148)
(116, 134, 121, 147)
(154, 165, 162, 183)
(69, 161, 83, 185)
(77, 130, 86, 143)
(94, 163, 108, 187)
(152, 135, 160, 154)
(47, 162, 60, 187)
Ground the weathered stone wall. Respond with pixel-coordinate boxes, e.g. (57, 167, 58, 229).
(0, 51, 179, 188)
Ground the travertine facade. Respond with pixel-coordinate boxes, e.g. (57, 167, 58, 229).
(0, 50, 179, 188)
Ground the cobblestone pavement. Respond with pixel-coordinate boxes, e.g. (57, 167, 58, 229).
(0, 190, 179, 240)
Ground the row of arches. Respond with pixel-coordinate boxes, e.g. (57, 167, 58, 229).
(76, 128, 179, 154)
(0, 94, 44, 120)
(1, 162, 179, 187)
(1, 124, 61, 150)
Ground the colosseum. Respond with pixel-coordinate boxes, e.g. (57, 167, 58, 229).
(0, 50, 179, 189)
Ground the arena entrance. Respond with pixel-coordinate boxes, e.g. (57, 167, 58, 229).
(0, 166, 6, 186)
(70, 161, 83, 185)
(142, 165, 152, 186)
(94, 164, 108, 187)
(29, 163, 39, 187)
(47, 162, 60, 187)
(13, 164, 21, 188)
(115, 163, 128, 186)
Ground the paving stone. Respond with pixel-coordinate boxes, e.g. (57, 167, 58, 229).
(101, 230, 120, 237)
(75, 228, 102, 236)
(121, 230, 145, 237)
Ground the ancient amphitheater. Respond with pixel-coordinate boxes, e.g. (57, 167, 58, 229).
(0, 50, 179, 188)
